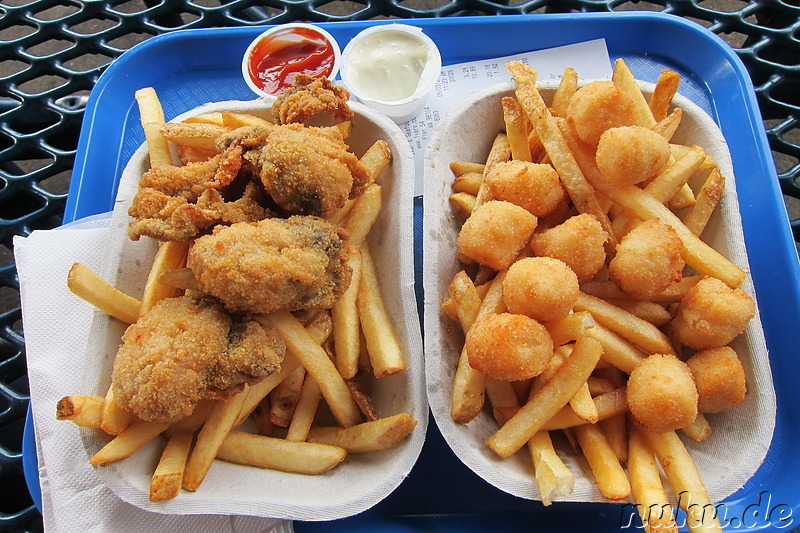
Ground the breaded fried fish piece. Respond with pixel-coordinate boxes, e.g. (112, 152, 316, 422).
(111, 295, 284, 423)
(188, 216, 352, 313)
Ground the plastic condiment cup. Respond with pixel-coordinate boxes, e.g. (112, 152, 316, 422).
(241, 23, 341, 98)
(340, 24, 442, 123)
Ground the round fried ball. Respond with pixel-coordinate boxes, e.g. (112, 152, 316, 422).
(608, 218, 684, 300)
(466, 312, 553, 381)
(457, 200, 538, 271)
(686, 346, 747, 413)
(627, 353, 698, 433)
(503, 257, 579, 323)
(485, 160, 565, 217)
(566, 81, 637, 146)
(530, 214, 608, 283)
(671, 276, 755, 350)
(595, 126, 671, 187)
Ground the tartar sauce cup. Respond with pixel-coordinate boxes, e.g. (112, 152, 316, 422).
(340, 24, 442, 122)
(242, 23, 341, 98)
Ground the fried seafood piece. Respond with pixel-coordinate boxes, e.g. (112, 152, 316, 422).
(531, 213, 608, 283)
(671, 276, 755, 350)
(686, 346, 747, 413)
(627, 353, 698, 433)
(188, 216, 352, 313)
(566, 81, 637, 147)
(595, 126, 671, 187)
(466, 312, 554, 381)
(503, 257, 579, 323)
(484, 160, 566, 217)
(217, 124, 370, 217)
(273, 74, 354, 125)
(127, 145, 268, 241)
(111, 295, 285, 423)
(457, 200, 538, 271)
(608, 218, 684, 301)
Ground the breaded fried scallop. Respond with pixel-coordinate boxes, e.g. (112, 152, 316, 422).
(627, 353, 698, 433)
(671, 276, 755, 350)
(457, 200, 538, 271)
(484, 160, 565, 217)
(503, 257, 579, 323)
(566, 81, 637, 146)
(112, 295, 285, 423)
(466, 312, 553, 381)
(188, 216, 352, 313)
(595, 126, 670, 187)
(531, 214, 608, 283)
(608, 218, 684, 300)
(686, 346, 747, 413)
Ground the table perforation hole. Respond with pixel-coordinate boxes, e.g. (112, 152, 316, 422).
(60, 52, 113, 74)
(226, 5, 285, 24)
(0, 23, 37, 43)
(0, 150, 54, 178)
(0, 60, 30, 80)
(30, 3, 82, 23)
(144, 9, 203, 31)
(756, 42, 800, 67)
(107, 0, 152, 16)
(104, 30, 156, 51)
(67, 14, 121, 37)
(314, 0, 369, 17)
(4, 108, 61, 137)
(0, 189, 47, 223)
(399, 0, 454, 12)
(14, 74, 69, 97)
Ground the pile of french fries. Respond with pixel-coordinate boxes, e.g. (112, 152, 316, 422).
(442, 59, 751, 532)
(57, 87, 417, 502)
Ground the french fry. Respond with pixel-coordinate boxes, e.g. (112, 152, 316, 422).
(488, 335, 603, 458)
(544, 310, 594, 346)
(183, 390, 248, 491)
(285, 375, 322, 442)
(345, 376, 379, 422)
(452, 171, 482, 195)
(156, 267, 199, 291)
(165, 399, 213, 438)
(56, 395, 104, 428)
(357, 243, 405, 378)
(506, 60, 537, 85)
(541, 387, 628, 431)
(89, 420, 169, 466)
(649, 68, 681, 122)
(139, 240, 191, 315)
(332, 248, 362, 379)
(628, 423, 678, 533)
(502, 96, 532, 161)
(451, 270, 507, 424)
(681, 412, 712, 442)
(307, 413, 417, 453)
(343, 184, 382, 247)
(599, 413, 628, 464)
(640, 427, 724, 532)
(262, 311, 362, 427)
(585, 322, 646, 374)
(359, 140, 392, 183)
(218, 431, 346, 474)
(474, 132, 511, 208)
(101, 387, 132, 436)
(603, 299, 672, 327)
(550, 67, 578, 118)
(149, 431, 192, 502)
(135, 87, 172, 168)
(528, 431, 574, 506)
(177, 145, 217, 164)
(569, 382, 598, 424)
(183, 111, 226, 126)
(160, 122, 229, 152)
(671, 144, 718, 169)
(575, 292, 676, 356)
(612, 58, 656, 128)
(67, 263, 141, 324)
(581, 276, 701, 304)
(486, 378, 520, 425)
(683, 168, 725, 237)
(221, 111, 271, 129)
(449, 160, 485, 176)
(252, 396, 274, 437)
(574, 423, 630, 500)
(269, 365, 306, 427)
(449, 192, 476, 220)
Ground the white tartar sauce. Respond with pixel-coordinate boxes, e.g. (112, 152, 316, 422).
(344, 30, 430, 102)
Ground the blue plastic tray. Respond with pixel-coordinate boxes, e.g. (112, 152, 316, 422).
(25, 12, 800, 532)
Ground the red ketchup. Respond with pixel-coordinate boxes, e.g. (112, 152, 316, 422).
(247, 26, 336, 95)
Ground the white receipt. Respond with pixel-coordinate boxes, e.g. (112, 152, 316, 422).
(400, 38, 613, 195)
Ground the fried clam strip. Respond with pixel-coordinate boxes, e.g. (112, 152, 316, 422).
(487, 335, 603, 458)
(508, 62, 617, 257)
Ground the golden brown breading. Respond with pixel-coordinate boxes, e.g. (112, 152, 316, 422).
(111, 295, 284, 423)
(188, 216, 352, 313)
(273, 74, 354, 125)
